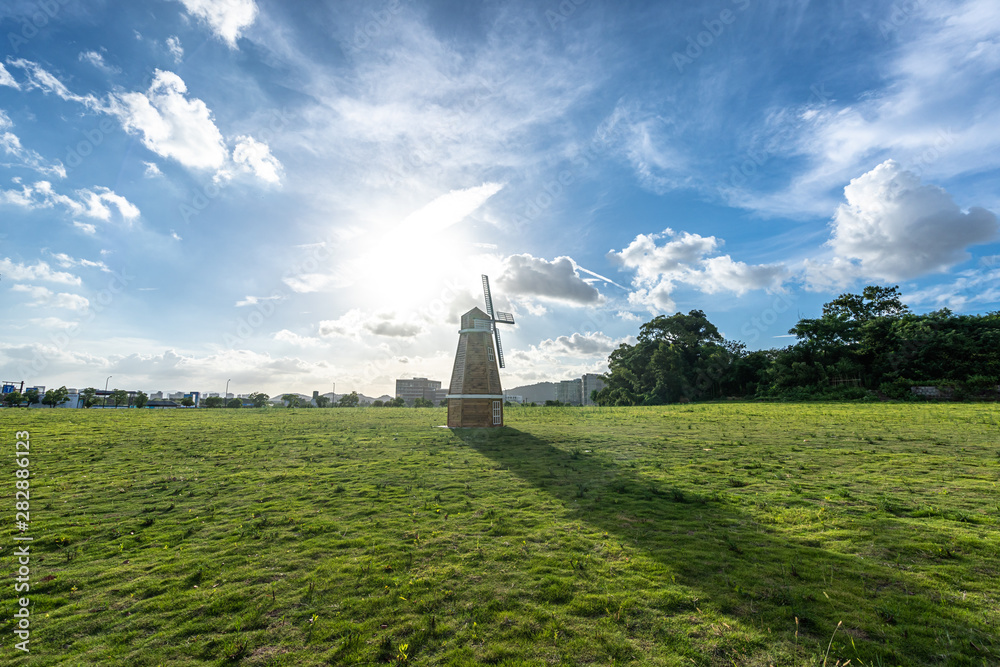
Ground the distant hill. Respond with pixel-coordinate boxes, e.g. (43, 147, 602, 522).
(504, 381, 557, 404)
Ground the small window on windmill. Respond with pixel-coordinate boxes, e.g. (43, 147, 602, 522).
(492, 400, 502, 425)
(487, 344, 494, 362)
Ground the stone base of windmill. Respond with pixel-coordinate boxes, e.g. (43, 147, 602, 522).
(447, 397, 504, 428)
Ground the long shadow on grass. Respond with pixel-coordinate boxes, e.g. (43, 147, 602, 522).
(453, 426, 997, 665)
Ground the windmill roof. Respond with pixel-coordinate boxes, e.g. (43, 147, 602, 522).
(461, 307, 490, 329)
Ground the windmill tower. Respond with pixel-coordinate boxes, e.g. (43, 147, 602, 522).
(446, 275, 515, 428)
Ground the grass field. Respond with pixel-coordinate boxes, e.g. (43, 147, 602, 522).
(1, 403, 998, 666)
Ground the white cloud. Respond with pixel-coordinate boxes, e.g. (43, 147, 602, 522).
(538, 331, 628, 357)
(79, 187, 141, 221)
(11, 283, 88, 310)
(1, 180, 139, 222)
(617, 310, 643, 322)
(318, 309, 424, 340)
(72, 221, 97, 234)
(50, 292, 90, 310)
(48, 252, 110, 273)
(282, 271, 350, 294)
(904, 267, 1000, 311)
(235, 294, 282, 307)
(10, 284, 52, 300)
(699, 255, 787, 295)
(805, 160, 998, 287)
(273, 329, 321, 346)
(78, 50, 121, 75)
(0, 110, 67, 178)
(0, 258, 81, 285)
(143, 161, 163, 177)
(166, 36, 184, 63)
(498, 254, 604, 306)
(609, 228, 785, 312)
(27, 317, 76, 330)
(108, 70, 228, 171)
(611, 229, 719, 284)
(176, 0, 258, 48)
(6, 59, 99, 107)
(232, 135, 283, 184)
(0, 63, 18, 88)
(600, 101, 689, 194)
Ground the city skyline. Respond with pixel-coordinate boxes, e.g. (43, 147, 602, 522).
(2, 0, 999, 396)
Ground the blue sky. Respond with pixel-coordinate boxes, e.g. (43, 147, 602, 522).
(2, 0, 999, 397)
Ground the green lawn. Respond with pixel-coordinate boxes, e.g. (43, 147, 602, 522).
(2, 403, 998, 665)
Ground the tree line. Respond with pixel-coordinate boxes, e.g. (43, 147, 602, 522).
(593, 285, 1000, 405)
(0, 388, 446, 409)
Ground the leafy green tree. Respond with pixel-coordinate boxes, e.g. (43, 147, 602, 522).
(386, 396, 405, 407)
(372, 399, 385, 407)
(282, 393, 301, 408)
(226, 398, 242, 408)
(315, 395, 331, 408)
(134, 391, 149, 408)
(3, 391, 23, 408)
(42, 386, 69, 408)
(181, 397, 195, 407)
(204, 396, 225, 408)
(80, 387, 97, 408)
(337, 391, 360, 408)
(111, 389, 128, 407)
(247, 392, 270, 408)
(413, 397, 435, 408)
(595, 310, 738, 405)
(24, 388, 40, 408)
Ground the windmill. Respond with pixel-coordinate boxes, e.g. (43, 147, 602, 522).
(446, 275, 516, 427)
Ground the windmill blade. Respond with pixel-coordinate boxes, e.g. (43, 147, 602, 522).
(494, 311, 515, 324)
(481, 274, 495, 319)
(494, 328, 506, 368)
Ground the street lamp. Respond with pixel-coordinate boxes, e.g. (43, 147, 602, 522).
(225, 379, 231, 408)
(104, 375, 112, 409)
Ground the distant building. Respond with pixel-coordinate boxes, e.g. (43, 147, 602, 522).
(395, 377, 442, 405)
(557, 379, 583, 405)
(504, 394, 525, 404)
(150, 391, 163, 400)
(581, 373, 606, 406)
